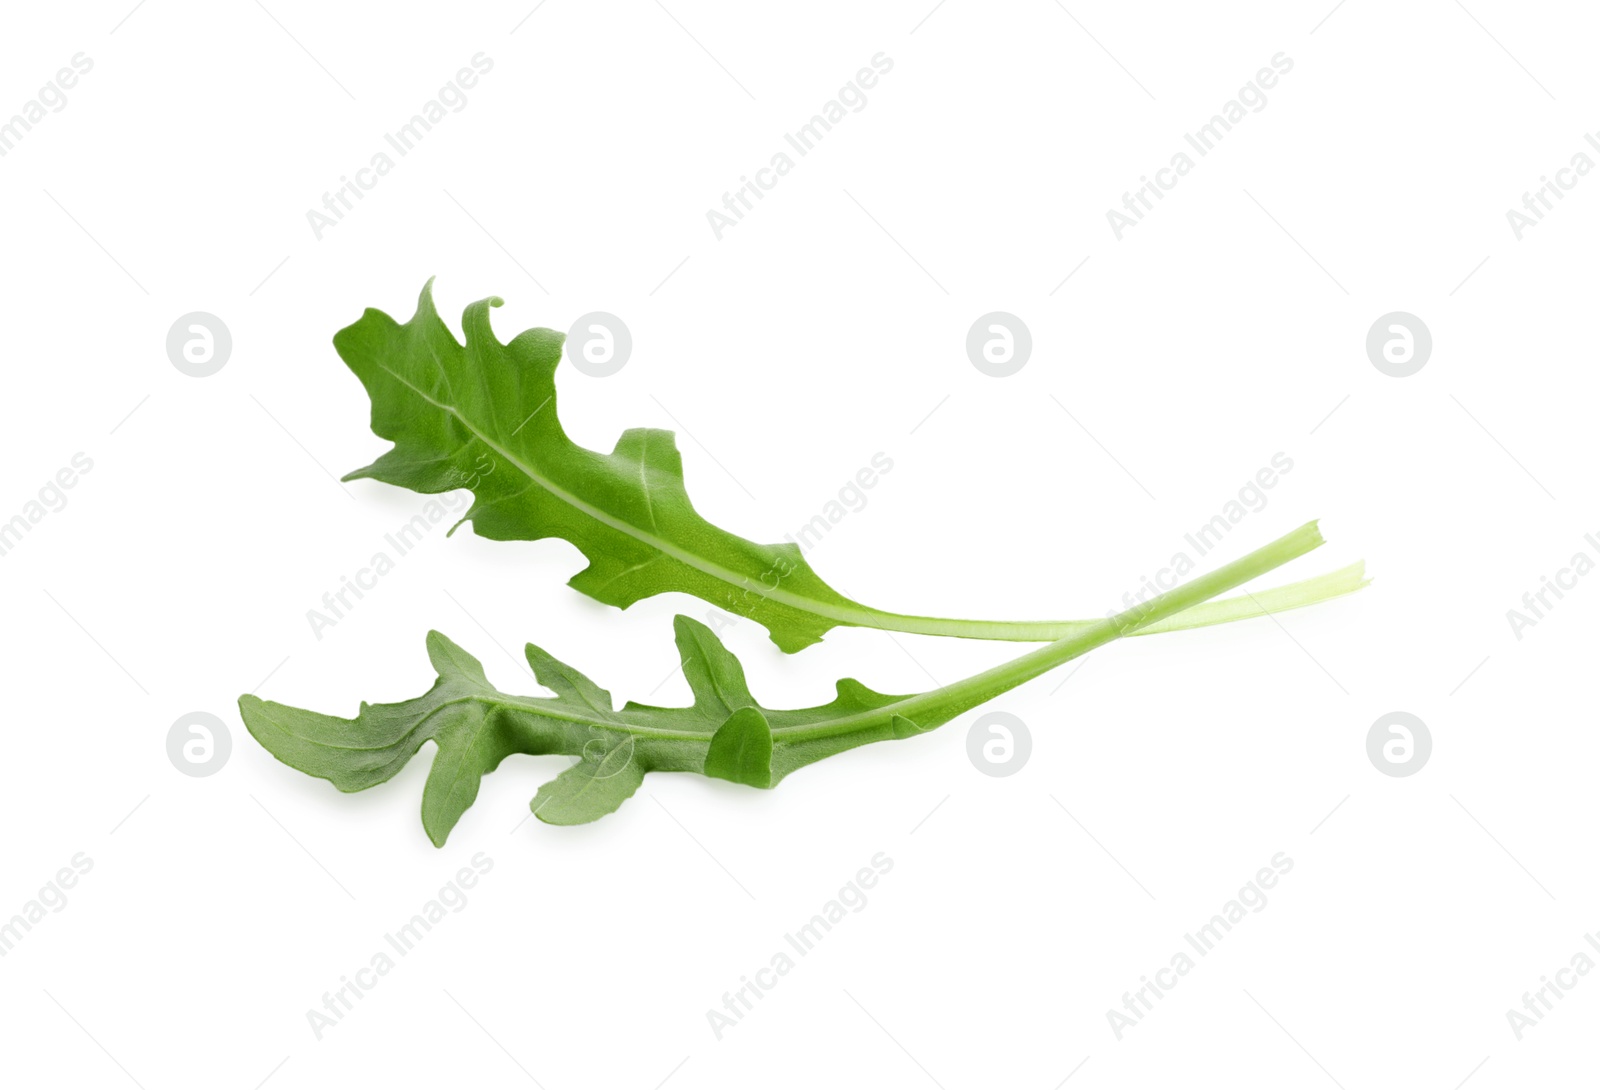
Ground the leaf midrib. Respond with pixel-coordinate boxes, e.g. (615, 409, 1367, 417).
(261, 680, 919, 755)
(372, 360, 884, 629)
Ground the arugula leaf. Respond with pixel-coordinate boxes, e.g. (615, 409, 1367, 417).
(241, 521, 1346, 844)
(333, 282, 1363, 652)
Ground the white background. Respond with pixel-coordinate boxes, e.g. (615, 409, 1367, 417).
(1, 1, 1594, 1086)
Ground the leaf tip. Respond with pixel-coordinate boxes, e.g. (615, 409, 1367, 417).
(425, 630, 487, 684)
(672, 612, 714, 644)
(235, 693, 262, 731)
(422, 813, 451, 848)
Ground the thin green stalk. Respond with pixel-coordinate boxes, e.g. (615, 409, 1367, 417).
(778, 520, 1329, 745)
(853, 559, 1365, 642)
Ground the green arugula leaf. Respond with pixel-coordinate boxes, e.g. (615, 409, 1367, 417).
(333, 282, 1364, 652)
(241, 521, 1347, 845)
